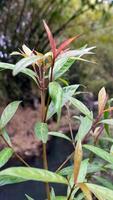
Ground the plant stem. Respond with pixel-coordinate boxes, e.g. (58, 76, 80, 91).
(67, 184, 75, 200)
(40, 69, 50, 200)
(1, 135, 30, 167)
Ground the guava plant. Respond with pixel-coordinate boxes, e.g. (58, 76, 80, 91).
(0, 21, 113, 200)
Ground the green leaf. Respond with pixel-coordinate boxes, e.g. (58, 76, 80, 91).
(77, 159, 89, 183)
(100, 137, 113, 143)
(34, 122, 48, 143)
(74, 193, 84, 200)
(48, 132, 71, 142)
(93, 176, 113, 190)
(75, 114, 93, 142)
(0, 62, 37, 83)
(47, 84, 79, 120)
(13, 56, 42, 76)
(25, 194, 34, 200)
(87, 162, 104, 173)
(55, 197, 67, 200)
(50, 188, 56, 200)
(83, 145, 113, 164)
(100, 119, 113, 125)
(58, 165, 73, 176)
(2, 129, 12, 146)
(49, 81, 63, 121)
(70, 97, 91, 118)
(53, 57, 75, 80)
(86, 183, 113, 200)
(0, 167, 67, 185)
(0, 101, 21, 129)
(0, 148, 13, 168)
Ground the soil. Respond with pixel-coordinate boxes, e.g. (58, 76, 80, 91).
(0, 105, 78, 159)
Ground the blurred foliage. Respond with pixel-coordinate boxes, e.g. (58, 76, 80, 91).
(0, 0, 113, 103)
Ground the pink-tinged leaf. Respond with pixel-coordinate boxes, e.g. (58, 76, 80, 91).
(98, 87, 107, 116)
(56, 35, 80, 57)
(43, 20, 56, 59)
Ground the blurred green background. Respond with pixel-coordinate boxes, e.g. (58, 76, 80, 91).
(0, 0, 113, 103)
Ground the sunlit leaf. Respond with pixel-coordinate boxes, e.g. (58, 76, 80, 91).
(22, 44, 32, 56)
(49, 81, 63, 121)
(58, 165, 73, 176)
(74, 140, 83, 184)
(83, 145, 113, 164)
(77, 159, 89, 183)
(50, 188, 56, 200)
(86, 183, 113, 200)
(0, 167, 67, 185)
(48, 132, 71, 142)
(0, 148, 13, 168)
(34, 122, 48, 143)
(0, 101, 21, 129)
(98, 87, 107, 115)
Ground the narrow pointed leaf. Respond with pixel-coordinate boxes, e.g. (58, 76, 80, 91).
(0, 148, 13, 168)
(74, 140, 83, 184)
(77, 159, 89, 183)
(75, 114, 93, 142)
(83, 145, 113, 164)
(13, 56, 42, 76)
(56, 35, 80, 56)
(22, 44, 32, 56)
(43, 20, 56, 59)
(50, 188, 56, 200)
(70, 97, 91, 118)
(0, 101, 21, 129)
(48, 132, 71, 142)
(0, 167, 67, 185)
(100, 119, 113, 126)
(34, 122, 48, 143)
(93, 176, 113, 190)
(2, 129, 12, 147)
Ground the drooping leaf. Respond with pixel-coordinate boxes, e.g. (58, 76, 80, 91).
(47, 84, 79, 120)
(48, 132, 71, 142)
(49, 81, 63, 121)
(86, 183, 113, 200)
(74, 140, 83, 184)
(78, 183, 92, 200)
(25, 194, 34, 200)
(0, 148, 13, 168)
(70, 97, 91, 119)
(43, 20, 56, 59)
(0, 101, 21, 129)
(83, 145, 113, 164)
(0, 167, 67, 185)
(93, 176, 113, 190)
(0, 62, 37, 83)
(58, 165, 73, 176)
(13, 56, 42, 76)
(98, 87, 107, 116)
(34, 122, 48, 143)
(75, 114, 93, 142)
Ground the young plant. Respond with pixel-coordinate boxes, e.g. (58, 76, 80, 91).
(0, 21, 113, 200)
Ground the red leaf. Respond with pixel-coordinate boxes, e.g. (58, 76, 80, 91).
(56, 34, 80, 57)
(43, 20, 56, 59)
